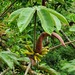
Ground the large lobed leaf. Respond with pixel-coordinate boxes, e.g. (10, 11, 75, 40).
(17, 7, 36, 32)
(8, 6, 68, 33)
(37, 6, 55, 34)
(8, 8, 25, 24)
(48, 8, 69, 25)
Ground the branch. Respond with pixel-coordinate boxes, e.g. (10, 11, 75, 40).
(0, 0, 17, 19)
(49, 40, 75, 51)
(24, 62, 31, 75)
(20, 65, 37, 75)
(0, 68, 10, 75)
(60, 30, 75, 48)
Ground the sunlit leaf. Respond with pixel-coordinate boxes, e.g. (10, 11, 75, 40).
(17, 7, 36, 32)
(37, 6, 55, 34)
(48, 8, 69, 25)
(50, 13, 61, 30)
(8, 8, 24, 23)
(0, 51, 20, 69)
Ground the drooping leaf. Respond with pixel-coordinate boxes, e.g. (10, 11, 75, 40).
(69, 25, 75, 31)
(48, 8, 69, 25)
(8, 8, 24, 24)
(0, 51, 20, 69)
(50, 13, 61, 30)
(37, 6, 55, 34)
(17, 7, 36, 32)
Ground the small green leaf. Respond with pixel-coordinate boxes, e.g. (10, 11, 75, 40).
(8, 8, 24, 24)
(48, 8, 69, 25)
(37, 6, 55, 34)
(17, 7, 36, 32)
(69, 25, 75, 31)
(18, 57, 30, 62)
(50, 13, 61, 30)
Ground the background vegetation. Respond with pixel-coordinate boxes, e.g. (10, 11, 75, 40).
(0, 0, 75, 75)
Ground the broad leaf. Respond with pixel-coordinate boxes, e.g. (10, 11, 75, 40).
(37, 6, 55, 34)
(8, 8, 24, 23)
(0, 51, 19, 69)
(17, 7, 36, 32)
(69, 25, 75, 31)
(50, 13, 61, 30)
(48, 8, 69, 25)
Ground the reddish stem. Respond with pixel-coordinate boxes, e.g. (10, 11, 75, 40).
(42, 0, 46, 6)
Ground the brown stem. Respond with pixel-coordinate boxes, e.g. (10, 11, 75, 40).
(36, 32, 65, 54)
(51, 32, 66, 46)
(49, 40, 75, 51)
(36, 32, 50, 54)
(42, 0, 46, 6)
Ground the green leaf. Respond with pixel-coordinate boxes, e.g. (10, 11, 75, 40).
(37, 6, 55, 34)
(39, 63, 59, 75)
(0, 51, 20, 69)
(8, 8, 24, 24)
(48, 8, 69, 25)
(69, 13, 75, 22)
(0, 52, 14, 69)
(69, 25, 75, 31)
(50, 13, 61, 30)
(17, 7, 36, 32)
(18, 57, 30, 63)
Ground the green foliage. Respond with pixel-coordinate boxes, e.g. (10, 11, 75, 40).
(0, 0, 75, 75)
(37, 6, 55, 34)
(39, 63, 60, 75)
(0, 51, 19, 69)
(0, 51, 30, 69)
(9, 6, 68, 34)
(61, 59, 75, 74)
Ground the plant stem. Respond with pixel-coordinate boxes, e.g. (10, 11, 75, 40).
(0, 0, 17, 19)
(42, 0, 46, 6)
(49, 40, 75, 51)
(33, 10, 37, 52)
(24, 62, 31, 75)
(60, 30, 75, 48)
